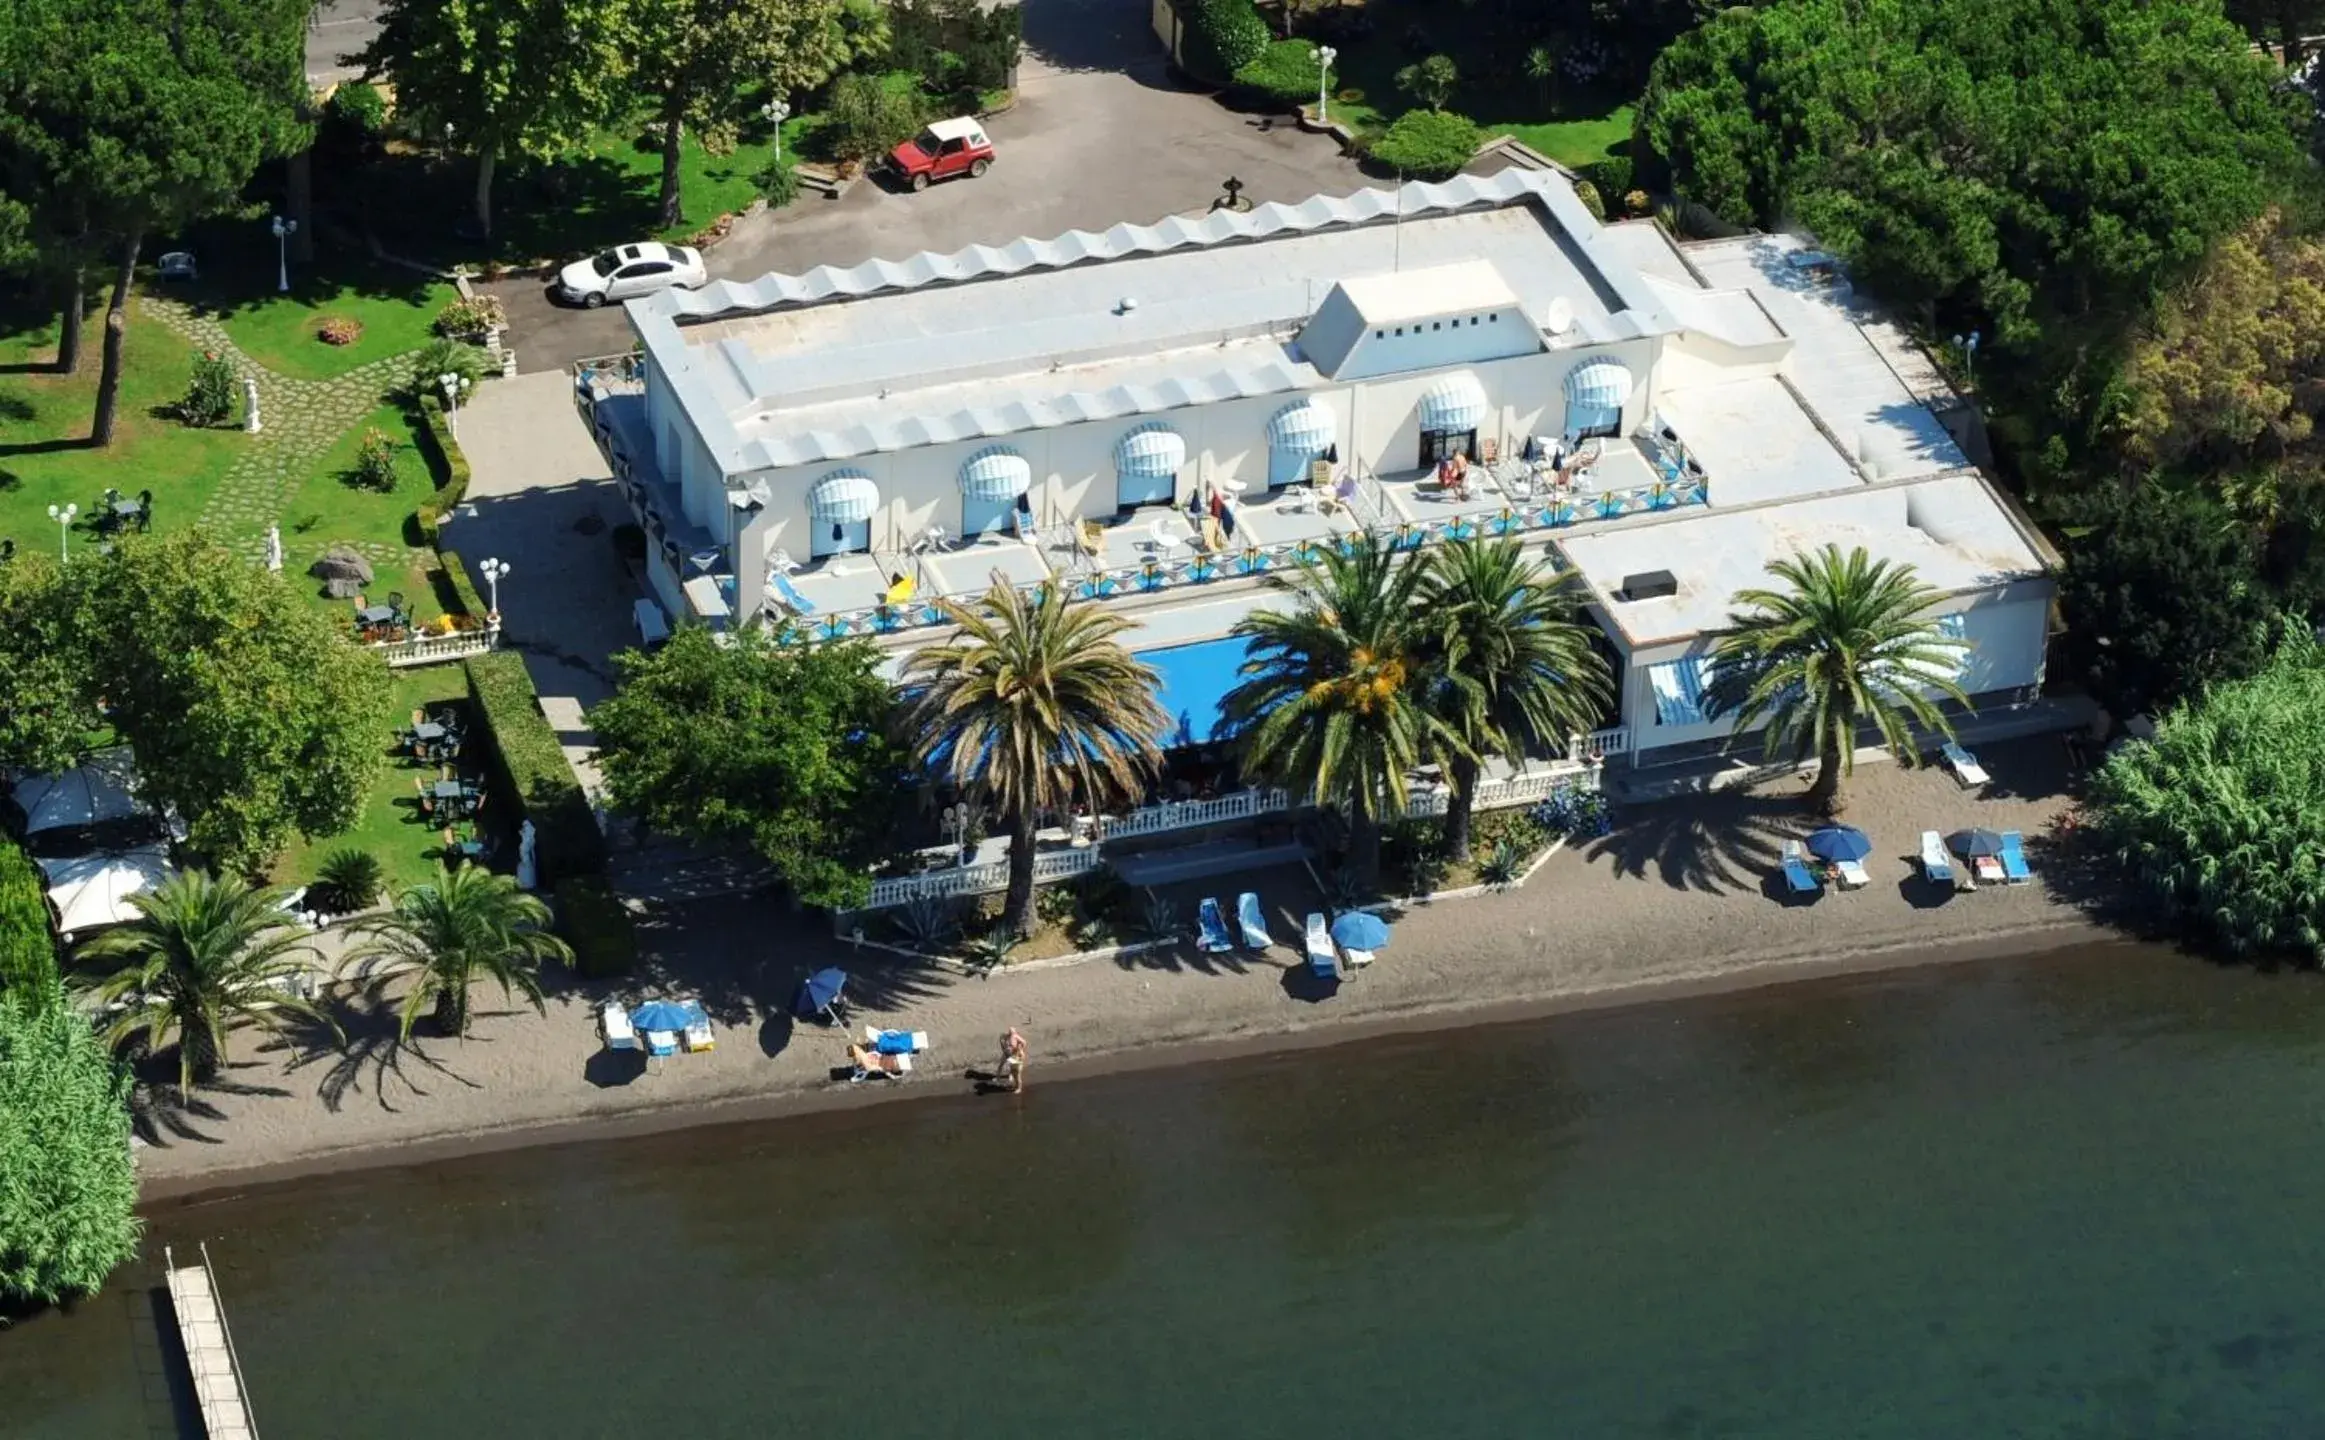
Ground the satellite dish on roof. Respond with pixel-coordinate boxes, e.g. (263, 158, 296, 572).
(1544, 297, 1575, 335)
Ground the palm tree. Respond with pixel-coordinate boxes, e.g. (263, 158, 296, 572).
(1523, 41, 1563, 112)
(1223, 535, 1448, 885)
(902, 582, 1165, 937)
(344, 867, 572, 1040)
(1418, 537, 1613, 861)
(80, 871, 332, 1099)
(1703, 544, 1970, 814)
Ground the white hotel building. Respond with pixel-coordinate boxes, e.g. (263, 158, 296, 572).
(581, 167, 2056, 774)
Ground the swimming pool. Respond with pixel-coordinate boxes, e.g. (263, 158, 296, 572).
(1139, 635, 1253, 747)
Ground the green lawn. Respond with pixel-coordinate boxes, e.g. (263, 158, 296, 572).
(169, 235, 455, 381)
(0, 309, 248, 560)
(280, 400, 451, 628)
(272, 665, 478, 898)
(1480, 105, 1636, 171)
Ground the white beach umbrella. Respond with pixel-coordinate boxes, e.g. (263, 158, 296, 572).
(39, 846, 171, 938)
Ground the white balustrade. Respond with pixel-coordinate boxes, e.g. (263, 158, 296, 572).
(369, 622, 501, 668)
(1567, 726, 1630, 762)
(863, 845, 1102, 909)
(1095, 787, 1290, 841)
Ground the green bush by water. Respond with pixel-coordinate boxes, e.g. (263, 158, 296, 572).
(0, 993, 141, 1308)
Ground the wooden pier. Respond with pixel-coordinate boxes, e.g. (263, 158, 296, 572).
(164, 1243, 257, 1439)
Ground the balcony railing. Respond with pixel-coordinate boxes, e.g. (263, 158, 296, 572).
(1567, 726, 1630, 762)
(1097, 787, 1291, 841)
(866, 844, 1102, 909)
(367, 621, 500, 668)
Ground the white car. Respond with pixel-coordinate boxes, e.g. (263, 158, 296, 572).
(554, 241, 708, 308)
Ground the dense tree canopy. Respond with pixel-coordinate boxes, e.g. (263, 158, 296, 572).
(0, 0, 309, 437)
(2091, 628, 2325, 962)
(355, 0, 639, 237)
(0, 553, 99, 778)
(1640, 0, 2306, 353)
(2053, 486, 2282, 718)
(591, 627, 909, 910)
(0, 993, 142, 1308)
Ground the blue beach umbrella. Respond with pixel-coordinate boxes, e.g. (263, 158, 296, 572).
(1804, 825, 1872, 863)
(1946, 828, 2005, 857)
(795, 967, 850, 1021)
(629, 999, 703, 1032)
(1330, 911, 1391, 952)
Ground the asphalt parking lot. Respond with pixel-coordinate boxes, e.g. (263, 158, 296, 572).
(490, 0, 1366, 373)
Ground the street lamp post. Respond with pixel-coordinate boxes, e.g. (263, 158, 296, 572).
(1317, 46, 1338, 125)
(46, 503, 75, 561)
(438, 372, 472, 439)
(271, 215, 298, 293)
(762, 99, 792, 162)
(479, 556, 510, 619)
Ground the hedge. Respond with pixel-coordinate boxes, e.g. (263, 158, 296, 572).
(1234, 38, 1327, 107)
(0, 842, 57, 1002)
(411, 394, 473, 544)
(1581, 155, 1634, 205)
(1183, 0, 1269, 84)
(555, 874, 637, 977)
(436, 548, 490, 619)
(1367, 109, 1482, 179)
(464, 652, 606, 883)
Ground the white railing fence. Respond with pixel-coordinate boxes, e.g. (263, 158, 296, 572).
(368, 621, 500, 668)
(1568, 726, 1630, 762)
(1096, 787, 1291, 841)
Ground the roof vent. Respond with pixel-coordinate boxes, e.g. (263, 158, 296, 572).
(1619, 570, 1678, 602)
(1116, 296, 1139, 315)
(1544, 296, 1576, 335)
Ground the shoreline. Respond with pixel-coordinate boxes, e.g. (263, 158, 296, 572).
(141, 913, 2115, 1206)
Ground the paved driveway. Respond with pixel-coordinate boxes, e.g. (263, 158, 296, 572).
(491, 0, 1364, 372)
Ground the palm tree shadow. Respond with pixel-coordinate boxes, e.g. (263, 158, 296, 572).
(1583, 789, 1802, 894)
(124, 1059, 292, 1147)
(276, 985, 480, 1114)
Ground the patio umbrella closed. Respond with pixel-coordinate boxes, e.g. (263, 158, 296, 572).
(1946, 828, 2005, 857)
(1805, 825, 1873, 863)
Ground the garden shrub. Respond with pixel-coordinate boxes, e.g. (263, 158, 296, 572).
(1367, 109, 1481, 179)
(1527, 784, 1612, 839)
(314, 847, 383, 916)
(437, 549, 490, 618)
(465, 652, 606, 882)
(887, 0, 1023, 99)
(180, 351, 236, 427)
(351, 427, 400, 492)
(317, 316, 363, 346)
(1394, 53, 1459, 111)
(0, 842, 57, 1002)
(1622, 188, 1650, 217)
(2090, 630, 2325, 962)
(754, 155, 801, 207)
(1572, 179, 1605, 220)
(0, 993, 142, 1308)
(325, 80, 387, 136)
(405, 337, 487, 404)
(432, 295, 505, 339)
(1233, 39, 1329, 107)
(824, 72, 929, 164)
(554, 875, 636, 977)
(1582, 154, 1633, 202)
(1183, 0, 1269, 84)
(411, 395, 472, 541)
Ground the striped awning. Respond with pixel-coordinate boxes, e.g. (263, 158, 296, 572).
(959, 447, 1032, 501)
(1419, 371, 1488, 434)
(1267, 396, 1336, 453)
(1116, 423, 1186, 479)
(1564, 357, 1635, 413)
(808, 469, 879, 523)
(1648, 656, 1710, 727)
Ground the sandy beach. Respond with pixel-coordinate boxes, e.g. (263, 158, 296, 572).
(135, 736, 2117, 1199)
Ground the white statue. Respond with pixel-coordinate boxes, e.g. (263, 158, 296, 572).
(516, 818, 538, 891)
(264, 524, 283, 573)
(243, 375, 261, 433)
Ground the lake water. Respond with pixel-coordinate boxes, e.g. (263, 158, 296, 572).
(9, 940, 2325, 1438)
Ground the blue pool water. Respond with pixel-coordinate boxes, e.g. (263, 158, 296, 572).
(1140, 636, 1252, 746)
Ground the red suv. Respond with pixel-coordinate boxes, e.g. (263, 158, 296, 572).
(889, 118, 995, 191)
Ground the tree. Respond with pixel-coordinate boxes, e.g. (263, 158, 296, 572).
(355, 0, 639, 239)
(345, 867, 572, 1039)
(902, 583, 1164, 937)
(1395, 53, 1460, 112)
(1639, 0, 2303, 355)
(1223, 537, 1445, 884)
(631, 0, 850, 229)
(79, 871, 331, 1099)
(1367, 109, 1483, 179)
(0, 0, 310, 443)
(1417, 538, 1612, 862)
(75, 533, 394, 872)
(0, 553, 99, 778)
(1703, 544, 1968, 813)
(2053, 485, 2280, 717)
(589, 626, 906, 909)
(0, 992, 141, 1308)
(0, 842, 59, 1002)
(1523, 42, 1563, 112)
(2090, 626, 2325, 961)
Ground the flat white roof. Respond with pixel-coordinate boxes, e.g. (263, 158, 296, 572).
(1659, 376, 1861, 505)
(1559, 474, 2046, 649)
(1334, 260, 1518, 324)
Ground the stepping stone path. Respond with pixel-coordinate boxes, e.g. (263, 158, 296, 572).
(142, 295, 426, 572)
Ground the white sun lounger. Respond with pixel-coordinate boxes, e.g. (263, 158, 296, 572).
(601, 1000, 640, 1052)
(1304, 912, 1340, 980)
(1237, 892, 1272, 950)
(683, 1016, 715, 1052)
(1834, 858, 1870, 889)
(849, 1049, 913, 1082)
(770, 570, 818, 616)
(1920, 831, 1954, 884)
(1941, 740, 1989, 788)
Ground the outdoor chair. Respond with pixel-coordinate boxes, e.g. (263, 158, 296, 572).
(1941, 741, 1990, 788)
(1999, 831, 2033, 883)
(1780, 840, 1822, 895)
(413, 779, 435, 817)
(1920, 831, 1954, 885)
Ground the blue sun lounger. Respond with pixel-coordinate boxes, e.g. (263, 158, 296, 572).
(1197, 897, 1234, 953)
(1781, 839, 1822, 895)
(1236, 892, 1271, 950)
(1999, 830, 2032, 883)
(770, 571, 817, 616)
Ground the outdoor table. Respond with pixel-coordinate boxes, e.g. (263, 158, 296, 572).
(112, 499, 142, 520)
(356, 605, 396, 627)
(412, 721, 446, 742)
(431, 781, 469, 805)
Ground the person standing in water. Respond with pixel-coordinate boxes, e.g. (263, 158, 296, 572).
(998, 1027, 1028, 1093)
